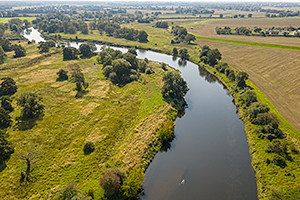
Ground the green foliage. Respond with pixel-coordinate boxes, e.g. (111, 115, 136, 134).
(199, 45, 222, 66)
(138, 30, 148, 43)
(79, 43, 96, 57)
(99, 172, 121, 197)
(246, 102, 270, 121)
(238, 89, 257, 107)
(12, 44, 26, 58)
(63, 47, 78, 60)
(0, 133, 14, 166)
(121, 168, 144, 198)
(178, 48, 189, 60)
(56, 69, 68, 82)
(215, 62, 228, 73)
(0, 39, 12, 52)
(138, 60, 148, 73)
(235, 71, 249, 89)
(83, 141, 95, 155)
(0, 96, 13, 112)
(265, 140, 287, 155)
(253, 113, 278, 125)
(272, 154, 286, 168)
(155, 21, 168, 28)
(38, 41, 50, 53)
(172, 47, 178, 56)
(0, 46, 5, 64)
(161, 62, 167, 71)
(145, 67, 153, 74)
(16, 92, 44, 119)
(162, 71, 189, 100)
(0, 77, 17, 96)
(0, 107, 11, 129)
(157, 120, 175, 142)
(54, 182, 91, 200)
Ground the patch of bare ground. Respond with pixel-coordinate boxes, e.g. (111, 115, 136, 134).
(86, 80, 109, 98)
(195, 40, 300, 131)
(18, 69, 57, 84)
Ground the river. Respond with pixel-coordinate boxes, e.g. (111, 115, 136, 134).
(23, 28, 258, 200)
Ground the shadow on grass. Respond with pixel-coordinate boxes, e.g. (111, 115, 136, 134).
(15, 115, 44, 131)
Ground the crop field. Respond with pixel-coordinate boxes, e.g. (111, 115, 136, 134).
(188, 17, 300, 47)
(0, 43, 175, 199)
(195, 39, 300, 133)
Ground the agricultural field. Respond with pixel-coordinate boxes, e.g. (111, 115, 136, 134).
(194, 39, 300, 133)
(0, 41, 176, 199)
(188, 17, 300, 47)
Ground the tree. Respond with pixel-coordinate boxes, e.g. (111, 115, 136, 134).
(79, 43, 96, 57)
(110, 58, 132, 83)
(248, 13, 253, 18)
(0, 46, 5, 64)
(162, 72, 189, 100)
(56, 69, 68, 81)
(54, 182, 91, 200)
(0, 77, 17, 96)
(178, 48, 189, 60)
(235, 71, 249, 88)
(38, 41, 49, 53)
(0, 96, 13, 112)
(63, 47, 78, 60)
(0, 39, 12, 52)
(99, 172, 121, 197)
(121, 168, 144, 198)
(207, 49, 222, 66)
(18, 150, 42, 182)
(172, 47, 178, 56)
(184, 33, 196, 44)
(138, 30, 148, 42)
(0, 107, 11, 129)
(0, 134, 14, 167)
(16, 93, 44, 119)
(12, 44, 26, 58)
(246, 102, 270, 121)
(74, 72, 88, 92)
(219, 14, 223, 18)
(238, 90, 257, 107)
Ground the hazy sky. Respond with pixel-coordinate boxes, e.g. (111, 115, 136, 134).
(9, 0, 300, 2)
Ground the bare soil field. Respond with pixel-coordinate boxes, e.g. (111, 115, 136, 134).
(195, 40, 300, 132)
(189, 17, 300, 47)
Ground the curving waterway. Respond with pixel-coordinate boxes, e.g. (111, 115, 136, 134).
(23, 28, 258, 200)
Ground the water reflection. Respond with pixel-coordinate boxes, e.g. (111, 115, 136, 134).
(178, 59, 187, 67)
(198, 65, 218, 83)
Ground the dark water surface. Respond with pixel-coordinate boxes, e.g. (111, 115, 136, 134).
(23, 30, 258, 200)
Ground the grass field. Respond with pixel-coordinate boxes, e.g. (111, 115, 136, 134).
(0, 43, 176, 199)
(0, 17, 36, 23)
(188, 17, 300, 47)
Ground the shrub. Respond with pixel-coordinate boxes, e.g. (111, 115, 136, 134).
(0, 77, 18, 96)
(56, 69, 68, 81)
(145, 68, 153, 74)
(238, 90, 257, 107)
(138, 60, 148, 73)
(272, 154, 286, 168)
(99, 172, 121, 197)
(157, 120, 175, 142)
(253, 113, 278, 125)
(161, 62, 167, 71)
(290, 145, 298, 154)
(54, 182, 91, 200)
(121, 168, 144, 198)
(83, 141, 95, 155)
(246, 102, 270, 121)
(265, 140, 287, 154)
(259, 122, 283, 140)
(16, 92, 44, 119)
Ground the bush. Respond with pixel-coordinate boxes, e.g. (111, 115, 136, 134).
(16, 92, 44, 119)
(258, 122, 283, 140)
(246, 102, 270, 121)
(253, 113, 278, 125)
(83, 141, 95, 155)
(238, 90, 257, 107)
(54, 182, 91, 200)
(0, 77, 18, 96)
(121, 168, 144, 198)
(99, 172, 121, 197)
(56, 69, 68, 81)
(145, 68, 153, 74)
(272, 154, 286, 168)
(265, 140, 287, 154)
(157, 120, 175, 142)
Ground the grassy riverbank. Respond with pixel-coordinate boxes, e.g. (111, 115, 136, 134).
(0, 41, 177, 199)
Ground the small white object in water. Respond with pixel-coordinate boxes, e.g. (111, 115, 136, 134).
(179, 179, 185, 185)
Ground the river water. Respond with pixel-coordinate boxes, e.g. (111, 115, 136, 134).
(23, 28, 258, 200)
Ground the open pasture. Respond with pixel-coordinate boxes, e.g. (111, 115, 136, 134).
(195, 39, 300, 132)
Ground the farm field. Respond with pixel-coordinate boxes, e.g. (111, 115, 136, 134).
(188, 17, 300, 47)
(0, 42, 175, 199)
(0, 17, 36, 23)
(195, 39, 300, 133)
